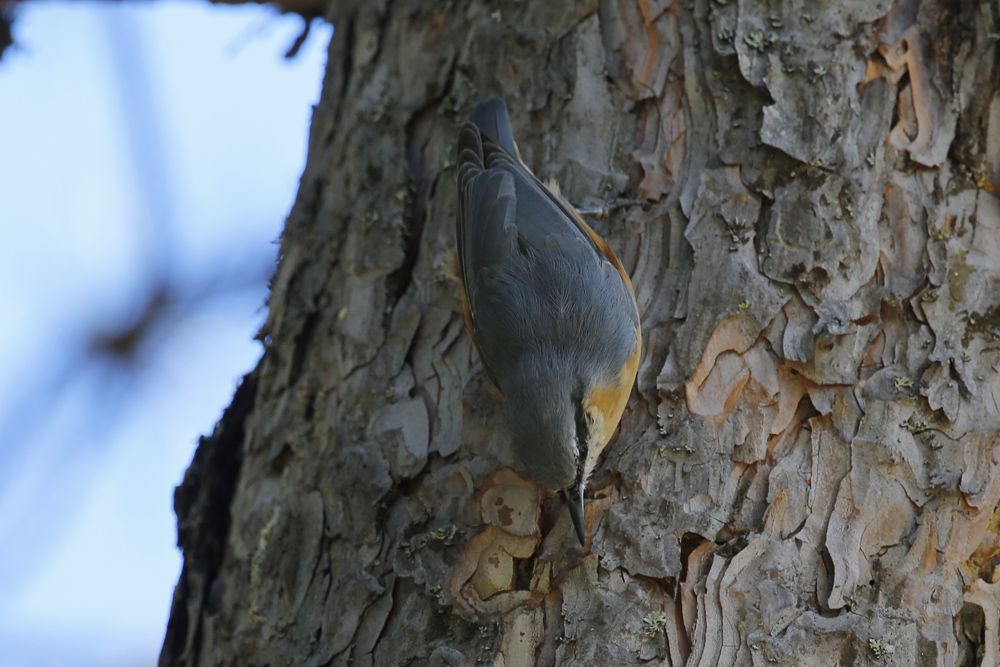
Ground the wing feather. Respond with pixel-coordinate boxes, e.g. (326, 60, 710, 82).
(456, 101, 639, 394)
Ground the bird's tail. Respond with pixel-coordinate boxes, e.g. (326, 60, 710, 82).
(468, 98, 519, 158)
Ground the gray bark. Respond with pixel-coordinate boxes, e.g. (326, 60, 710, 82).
(161, 0, 1000, 665)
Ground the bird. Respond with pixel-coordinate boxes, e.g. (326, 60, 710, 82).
(455, 98, 641, 545)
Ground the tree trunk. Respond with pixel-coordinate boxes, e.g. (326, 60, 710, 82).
(160, 0, 1000, 665)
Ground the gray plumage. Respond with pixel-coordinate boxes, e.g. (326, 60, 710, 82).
(456, 99, 638, 499)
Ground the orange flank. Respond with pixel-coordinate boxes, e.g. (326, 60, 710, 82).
(561, 193, 641, 454)
(448, 250, 481, 357)
(545, 186, 641, 456)
(583, 329, 642, 455)
(563, 196, 642, 461)
(450, 250, 505, 400)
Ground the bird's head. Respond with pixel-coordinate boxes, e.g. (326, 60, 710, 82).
(505, 371, 603, 545)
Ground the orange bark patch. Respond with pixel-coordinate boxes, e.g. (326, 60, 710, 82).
(481, 478, 541, 537)
(966, 503, 1000, 583)
(686, 313, 761, 424)
(636, 1, 661, 89)
(875, 25, 953, 166)
(686, 313, 808, 452)
(448, 470, 545, 615)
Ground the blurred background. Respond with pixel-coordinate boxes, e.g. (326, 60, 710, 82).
(0, 3, 331, 665)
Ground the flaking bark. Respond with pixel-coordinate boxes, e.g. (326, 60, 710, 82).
(162, 0, 1000, 665)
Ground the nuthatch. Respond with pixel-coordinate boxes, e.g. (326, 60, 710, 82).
(456, 99, 641, 544)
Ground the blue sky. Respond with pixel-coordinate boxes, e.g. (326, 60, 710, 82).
(0, 4, 331, 665)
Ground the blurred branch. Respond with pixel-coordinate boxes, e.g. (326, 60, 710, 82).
(1, 2, 15, 60)
(0, 1, 314, 598)
(0, 0, 326, 64)
(283, 11, 313, 58)
(208, 0, 325, 22)
(0, 251, 274, 461)
(87, 255, 275, 363)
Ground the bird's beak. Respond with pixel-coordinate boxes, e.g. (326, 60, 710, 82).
(563, 485, 586, 545)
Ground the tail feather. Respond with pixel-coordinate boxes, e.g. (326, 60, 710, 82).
(468, 98, 518, 157)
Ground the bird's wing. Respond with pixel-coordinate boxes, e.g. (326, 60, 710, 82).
(468, 100, 637, 319)
(463, 100, 601, 259)
(457, 106, 639, 390)
(456, 125, 522, 386)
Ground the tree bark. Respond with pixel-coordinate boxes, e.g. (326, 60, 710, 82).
(161, 0, 1000, 665)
